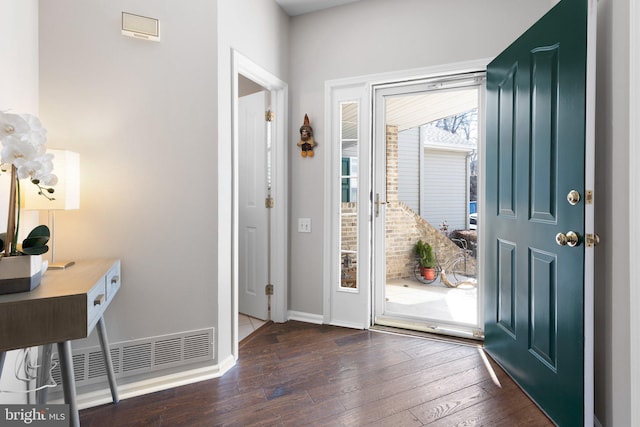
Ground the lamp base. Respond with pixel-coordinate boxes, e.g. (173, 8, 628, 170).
(49, 261, 75, 270)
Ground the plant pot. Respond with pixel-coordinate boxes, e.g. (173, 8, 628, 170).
(423, 267, 435, 281)
(0, 255, 44, 295)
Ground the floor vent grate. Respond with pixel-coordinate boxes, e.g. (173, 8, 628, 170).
(49, 328, 214, 391)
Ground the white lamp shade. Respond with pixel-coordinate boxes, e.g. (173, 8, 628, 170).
(22, 149, 80, 211)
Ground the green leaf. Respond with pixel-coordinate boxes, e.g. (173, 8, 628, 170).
(21, 245, 49, 255)
(19, 226, 51, 255)
(22, 236, 49, 248)
(26, 225, 50, 240)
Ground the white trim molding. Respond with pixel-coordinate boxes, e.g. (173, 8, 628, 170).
(287, 310, 323, 324)
(231, 50, 289, 359)
(629, 0, 640, 424)
(584, 1, 598, 425)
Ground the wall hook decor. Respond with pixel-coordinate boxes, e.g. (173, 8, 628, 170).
(297, 114, 316, 157)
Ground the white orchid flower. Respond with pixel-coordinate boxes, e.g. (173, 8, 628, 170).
(0, 111, 30, 140)
(34, 171, 58, 186)
(32, 153, 57, 185)
(0, 137, 39, 165)
(15, 159, 43, 180)
(21, 114, 47, 146)
(20, 114, 44, 132)
(37, 152, 55, 172)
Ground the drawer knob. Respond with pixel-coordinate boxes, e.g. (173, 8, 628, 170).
(94, 294, 105, 306)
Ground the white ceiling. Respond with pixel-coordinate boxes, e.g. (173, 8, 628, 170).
(275, 0, 361, 16)
(386, 87, 479, 132)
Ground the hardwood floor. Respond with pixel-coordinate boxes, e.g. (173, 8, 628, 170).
(80, 321, 553, 426)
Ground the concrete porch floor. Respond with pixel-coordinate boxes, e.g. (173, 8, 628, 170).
(385, 276, 478, 326)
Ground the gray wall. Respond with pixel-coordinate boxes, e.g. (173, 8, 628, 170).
(39, 0, 220, 350)
(37, 0, 289, 368)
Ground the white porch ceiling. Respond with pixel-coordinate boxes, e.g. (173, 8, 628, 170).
(275, 0, 361, 16)
(386, 87, 479, 132)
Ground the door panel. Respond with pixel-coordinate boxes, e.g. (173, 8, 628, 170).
(325, 83, 371, 329)
(238, 91, 268, 320)
(484, 0, 593, 425)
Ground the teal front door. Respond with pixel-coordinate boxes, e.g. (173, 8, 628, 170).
(484, 0, 595, 425)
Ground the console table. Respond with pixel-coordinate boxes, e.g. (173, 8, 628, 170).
(0, 258, 121, 427)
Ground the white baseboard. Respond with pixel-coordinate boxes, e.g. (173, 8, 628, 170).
(287, 310, 323, 324)
(329, 320, 366, 330)
(287, 310, 365, 330)
(56, 354, 236, 410)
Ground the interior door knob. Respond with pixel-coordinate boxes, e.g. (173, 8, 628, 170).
(556, 231, 580, 247)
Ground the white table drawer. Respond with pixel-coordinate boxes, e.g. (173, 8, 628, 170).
(105, 261, 121, 301)
(87, 279, 107, 330)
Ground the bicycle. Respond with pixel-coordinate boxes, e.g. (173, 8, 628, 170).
(413, 238, 477, 288)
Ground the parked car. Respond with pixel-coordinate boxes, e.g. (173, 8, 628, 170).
(469, 212, 477, 230)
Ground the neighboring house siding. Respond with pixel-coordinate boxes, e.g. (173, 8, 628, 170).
(342, 146, 357, 158)
(398, 128, 421, 212)
(422, 148, 468, 230)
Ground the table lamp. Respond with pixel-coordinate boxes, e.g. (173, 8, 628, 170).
(22, 149, 80, 269)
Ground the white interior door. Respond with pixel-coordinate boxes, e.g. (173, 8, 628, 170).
(238, 91, 269, 321)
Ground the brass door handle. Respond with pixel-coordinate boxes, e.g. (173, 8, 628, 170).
(556, 231, 580, 247)
(375, 193, 387, 218)
(567, 190, 581, 205)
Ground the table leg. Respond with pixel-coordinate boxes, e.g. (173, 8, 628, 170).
(0, 351, 5, 380)
(96, 317, 119, 403)
(57, 341, 79, 427)
(36, 344, 53, 404)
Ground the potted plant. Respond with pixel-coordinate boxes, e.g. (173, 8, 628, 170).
(0, 111, 56, 294)
(414, 239, 436, 280)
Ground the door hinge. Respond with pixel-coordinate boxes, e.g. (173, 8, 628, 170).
(585, 190, 593, 204)
(586, 233, 600, 248)
(265, 284, 274, 295)
(265, 197, 274, 208)
(265, 110, 275, 122)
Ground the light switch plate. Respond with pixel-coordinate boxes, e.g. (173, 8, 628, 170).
(298, 218, 311, 233)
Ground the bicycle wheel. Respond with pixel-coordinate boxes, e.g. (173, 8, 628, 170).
(449, 257, 477, 287)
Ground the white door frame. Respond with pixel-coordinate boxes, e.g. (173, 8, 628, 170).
(629, 0, 640, 423)
(231, 50, 288, 358)
(323, 59, 490, 329)
(371, 74, 486, 339)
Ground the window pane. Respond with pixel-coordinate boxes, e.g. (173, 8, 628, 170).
(340, 102, 358, 289)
